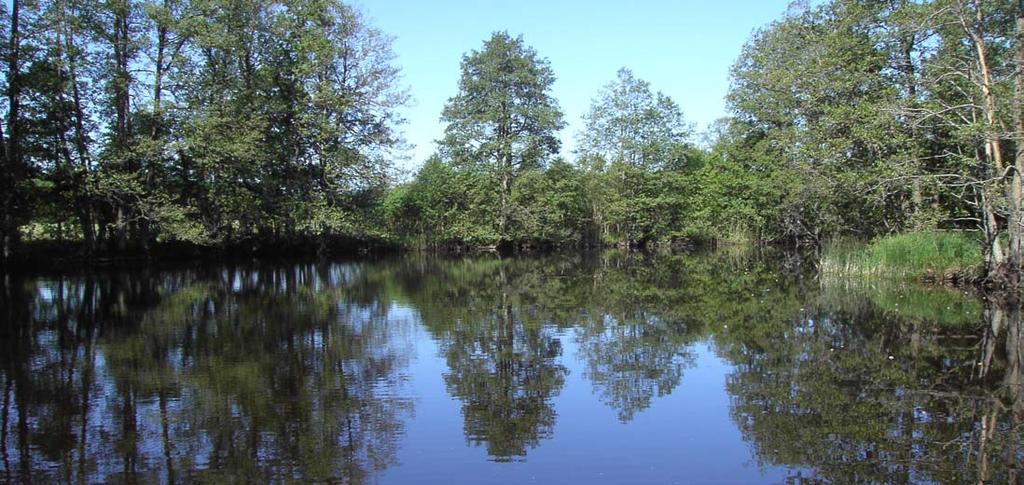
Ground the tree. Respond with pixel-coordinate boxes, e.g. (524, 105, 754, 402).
(715, 0, 1024, 281)
(509, 159, 590, 245)
(723, 1, 905, 244)
(576, 68, 691, 170)
(573, 69, 696, 247)
(0, 0, 410, 259)
(439, 31, 565, 239)
(177, 0, 407, 246)
(916, 0, 1023, 284)
(1, 0, 32, 262)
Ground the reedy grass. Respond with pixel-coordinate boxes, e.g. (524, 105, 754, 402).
(820, 231, 982, 280)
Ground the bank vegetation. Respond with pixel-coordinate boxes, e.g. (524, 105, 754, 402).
(4, 0, 1024, 287)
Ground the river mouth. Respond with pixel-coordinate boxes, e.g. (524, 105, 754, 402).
(1, 250, 1019, 483)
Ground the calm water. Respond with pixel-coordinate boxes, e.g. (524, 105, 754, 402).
(0, 251, 1021, 484)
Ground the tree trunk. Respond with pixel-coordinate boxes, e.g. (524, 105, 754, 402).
(0, 119, 7, 259)
(0, 106, 6, 167)
(982, 192, 1006, 275)
(113, 4, 131, 149)
(139, 3, 170, 253)
(962, 1, 1013, 281)
(112, 1, 133, 251)
(500, 168, 512, 236)
(6, 0, 20, 168)
(497, 99, 513, 239)
(1012, 0, 1024, 286)
(2, 0, 23, 263)
(52, 0, 97, 254)
(69, 60, 96, 254)
(898, 23, 925, 226)
(64, 17, 98, 253)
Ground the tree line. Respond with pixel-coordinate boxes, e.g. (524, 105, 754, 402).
(1, 0, 407, 259)
(5, 0, 1024, 283)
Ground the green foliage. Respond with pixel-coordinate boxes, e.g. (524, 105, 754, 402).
(717, 2, 907, 243)
(439, 31, 565, 238)
(700, 0, 1024, 267)
(3, 0, 407, 256)
(389, 156, 591, 247)
(440, 31, 564, 172)
(576, 68, 692, 170)
(5, 0, 1022, 265)
(597, 162, 692, 246)
(821, 232, 983, 279)
(389, 157, 498, 246)
(509, 160, 590, 245)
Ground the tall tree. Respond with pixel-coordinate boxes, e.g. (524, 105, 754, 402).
(178, 0, 406, 245)
(899, 0, 1022, 283)
(576, 68, 691, 170)
(725, 1, 904, 243)
(102, 0, 140, 250)
(1014, 0, 1024, 284)
(575, 69, 695, 247)
(439, 31, 564, 238)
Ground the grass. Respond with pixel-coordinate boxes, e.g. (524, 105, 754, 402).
(821, 231, 982, 280)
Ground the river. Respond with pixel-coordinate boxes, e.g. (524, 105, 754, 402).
(0, 250, 1020, 483)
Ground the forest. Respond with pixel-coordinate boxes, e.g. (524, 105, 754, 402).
(2, 0, 1024, 284)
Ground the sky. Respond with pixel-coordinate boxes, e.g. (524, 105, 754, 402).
(352, 0, 795, 174)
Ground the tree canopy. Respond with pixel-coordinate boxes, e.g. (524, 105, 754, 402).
(439, 31, 565, 238)
(576, 68, 692, 171)
(0, 0, 407, 258)
(4, 0, 1024, 286)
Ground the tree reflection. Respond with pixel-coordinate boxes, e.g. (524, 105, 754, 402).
(0, 263, 414, 483)
(407, 258, 570, 461)
(576, 314, 695, 422)
(3, 251, 1023, 480)
(442, 298, 566, 461)
(571, 252, 708, 422)
(718, 279, 1024, 483)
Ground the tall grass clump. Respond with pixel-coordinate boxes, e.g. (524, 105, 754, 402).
(821, 231, 982, 280)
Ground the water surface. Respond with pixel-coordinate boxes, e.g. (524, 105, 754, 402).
(1, 251, 1020, 483)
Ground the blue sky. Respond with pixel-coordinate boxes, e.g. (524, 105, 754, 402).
(352, 0, 795, 173)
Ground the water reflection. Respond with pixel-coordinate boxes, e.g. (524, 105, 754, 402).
(0, 264, 415, 483)
(433, 276, 567, 460)
(1, 252, 1022, 482)
(719, 279, 1023, 483)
